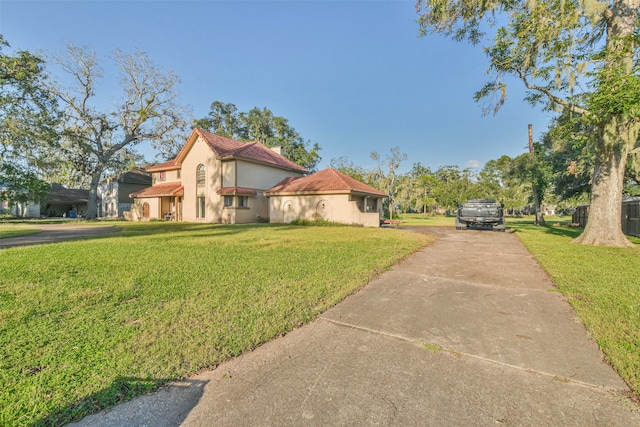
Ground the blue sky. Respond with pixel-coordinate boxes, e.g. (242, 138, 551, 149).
(1, 0, 553, 173)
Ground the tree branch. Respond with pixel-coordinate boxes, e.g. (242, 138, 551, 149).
(518, 70, 591, 116)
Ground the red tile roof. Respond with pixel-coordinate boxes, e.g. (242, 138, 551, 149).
(145, 159, 179, 172)
(265, 168, 387, 197)
(216, 187, 258, 196)
(130, 182, 184, 198)
(167, 128, 307, 174)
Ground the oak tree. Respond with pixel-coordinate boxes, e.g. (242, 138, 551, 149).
(47, 44, 187, 219)
(416, 0, 640, 246)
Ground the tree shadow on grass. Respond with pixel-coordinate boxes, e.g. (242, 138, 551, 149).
(510, 224, 583, 240)
(38, 376, 208, 427)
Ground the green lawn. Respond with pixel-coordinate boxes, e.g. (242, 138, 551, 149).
(3, 217, 639, 425)
(0, 222, 433, 426)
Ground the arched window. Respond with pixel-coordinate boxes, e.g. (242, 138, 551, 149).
(196, 164, 205, 187)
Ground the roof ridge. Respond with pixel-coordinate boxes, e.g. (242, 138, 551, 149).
(325, 168, 363, 190)
(265, 167, 386, 197)
(229, 140, 259, 156)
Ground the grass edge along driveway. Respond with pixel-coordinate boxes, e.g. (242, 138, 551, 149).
(0, 222, 433, 427)
(509, 220, 640, 406)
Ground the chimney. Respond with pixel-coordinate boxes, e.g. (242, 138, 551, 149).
(271, 146, 282, 155)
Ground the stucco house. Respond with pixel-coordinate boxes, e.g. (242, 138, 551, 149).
(265, 168, 387, 227)
(97, 168, 152, 219)
(129, 128, 307, 223)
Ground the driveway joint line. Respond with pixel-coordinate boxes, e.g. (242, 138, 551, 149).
(319, 316, 625, 394)
(399, 270, 555, 293)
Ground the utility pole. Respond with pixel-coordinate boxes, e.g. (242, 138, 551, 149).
(529, 124, 545, 226)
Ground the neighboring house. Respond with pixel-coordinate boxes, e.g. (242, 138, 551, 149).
(0, 183, 41, 218)
(0, 183, 40, 218)
(130, 128, 307, 223)
(0, 197, 40, 218)
(42, 183, 94, 218)
(98, 168, 152, 219)
(265, 168, 387, 227)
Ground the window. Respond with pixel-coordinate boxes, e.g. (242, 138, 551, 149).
(196, 197, 205, 218)
(366, 198, 377, 212)
(177, 169, 181, 178)
(196, 164, 205, 187)
(224, 196, 233, 207)
(159, 171, 166, 182)
(238, 196, 248, 208)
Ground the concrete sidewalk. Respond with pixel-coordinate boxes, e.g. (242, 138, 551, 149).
(71, 227, 639, 426)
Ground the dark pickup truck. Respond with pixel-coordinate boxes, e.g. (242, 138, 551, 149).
(455, 198, 506, 231)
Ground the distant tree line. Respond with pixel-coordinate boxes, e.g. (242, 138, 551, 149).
(331, 116, 640, 221)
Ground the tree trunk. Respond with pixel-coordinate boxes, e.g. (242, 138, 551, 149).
(528, 124, 545, 226)
(532, 186, 545, 226)
(573, 0, 639, 247)
(86, 170, 102, 220)
(573, 117, 634, 247)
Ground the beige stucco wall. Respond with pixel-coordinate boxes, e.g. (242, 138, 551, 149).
(179, 136, 222, 222)
(220, 192, 269, 222)
(173, 137, 303, 224)
(268, 193, 383, 227)
(235, 161, 301, 189)
(222, 161, 237, 188)
(131, 197, 162, 221)
(152, 169, 180, 185)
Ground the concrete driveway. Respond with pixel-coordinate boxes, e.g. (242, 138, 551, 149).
(1, 223, 122, 249)
(71, 226, 639, 426)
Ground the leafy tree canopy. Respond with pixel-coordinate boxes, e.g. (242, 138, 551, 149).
(330, 156, 369, 183)
(0, 35, 60, 211)
(195, 101, 322, 172)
